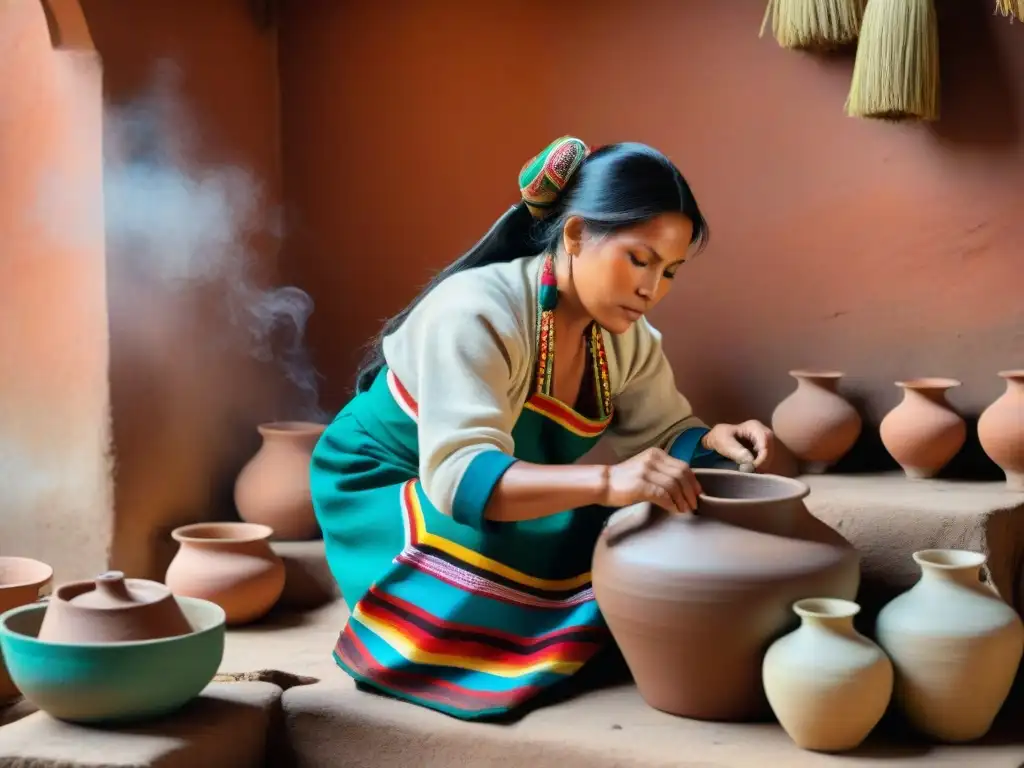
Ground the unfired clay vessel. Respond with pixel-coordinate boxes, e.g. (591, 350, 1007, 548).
(771, 371, 862, 473)
(234, 421, 326, 541)
(38, 571, 192, 644)
(0, 557, 53, 701)
(875, 549, 1024, 743)
(763, 598, 892, 752)
(977, 370, 1024, 491)
(592, 469, 860, 721)
(879, 378, 966, 479)
(165, 522, 285, 625)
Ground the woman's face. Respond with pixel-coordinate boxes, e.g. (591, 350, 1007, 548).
(564, 212, 695, 334)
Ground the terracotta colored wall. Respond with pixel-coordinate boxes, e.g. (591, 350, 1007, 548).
(80, 0, 290, 578)
(0, 2, 111, 580)
(278, 0, 1024, 474)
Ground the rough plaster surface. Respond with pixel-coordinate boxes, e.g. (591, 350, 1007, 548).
(0, 1, 113, 582)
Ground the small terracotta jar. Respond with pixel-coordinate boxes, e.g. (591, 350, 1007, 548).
(977, 370, 1024, 491)
(879, 378, 966, 479)
(38, 571, 192, 644)
(0, 557, 53, 701)
(165, 522, 285, 626)
(234, 421, 326, 540)
(771, 371, 862, 473)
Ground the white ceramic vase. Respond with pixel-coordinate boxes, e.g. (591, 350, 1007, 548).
(875, 549, 1024, 742)
(763, 598, 893, 752)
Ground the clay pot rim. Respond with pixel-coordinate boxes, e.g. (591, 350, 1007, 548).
(997, 369, 1024, 380)
(788, 369, 844, 379)
(793, 597, 860, 620)
(172, 522, 274, 544)
(257, 421, 327, 437)
(692, 468, 810, 504)
(0, 596, 225, 648)
(913, 548, 986, 570)
(0, 557, 54, 590)
(895, 377, 961, 390)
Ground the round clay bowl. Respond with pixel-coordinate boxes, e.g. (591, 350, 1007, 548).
(0, 597, 224, 724)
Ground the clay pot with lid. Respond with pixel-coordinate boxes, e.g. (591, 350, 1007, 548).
(38, 571, 192, 644)
(879, 378, 966, 479)
(771, 371, 862, 473)
(0, 557, 53, 701)
(977, 370, 1024, 490)
(165, 522, 285, 625)
(234, 421, 326, 540)
(592, 469, 860, 722)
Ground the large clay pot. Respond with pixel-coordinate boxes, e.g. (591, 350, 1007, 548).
(38, 571, 192, 644)
(0, 557, 52, 702)
(771, 370, 862, 473)
(592, 469, 860, 721)
(762, 598, 893, 752)
(165, 522, 285, 625)
(879, 378, 966, 479)
(977, 370, 1024, 491)
(875, 549, 1024, 743)
(234, 421, 326, 540)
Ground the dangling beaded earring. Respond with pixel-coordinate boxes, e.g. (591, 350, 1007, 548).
(538, 255, 559, 311)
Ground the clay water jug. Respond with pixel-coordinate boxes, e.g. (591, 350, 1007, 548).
(165, 522, 285, 626)
(771, 371, 862, 473)
(592, 469, 860, 722)
(879, 378, 965, 479)
(977, 370, 1024, 490)
(38, 571, 192, 644)
(0, 557, 52, 701)
(234, 421, 326, 540)
(763, 598, 892, 752)
(875, 549, 1024, 743)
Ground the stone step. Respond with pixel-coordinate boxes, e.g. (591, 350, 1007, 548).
(0, 681, 281, 768)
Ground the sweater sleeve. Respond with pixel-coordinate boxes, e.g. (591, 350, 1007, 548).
(604, 319, 719, 466)
(382, 277, 527, 531)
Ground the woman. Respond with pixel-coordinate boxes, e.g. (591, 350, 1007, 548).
(311, 137, 775, 721)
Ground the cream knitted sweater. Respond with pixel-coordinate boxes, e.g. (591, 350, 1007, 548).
(381, 252, 707, 524)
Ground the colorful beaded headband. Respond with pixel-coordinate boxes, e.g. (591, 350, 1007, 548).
(518, 136, 590, 220)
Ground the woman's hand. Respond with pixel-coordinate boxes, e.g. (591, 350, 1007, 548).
(702, 421, 775, 470)
(604, 447, 703, 513)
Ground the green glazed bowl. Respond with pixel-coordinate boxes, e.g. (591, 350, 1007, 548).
(0, 596, 225, 724)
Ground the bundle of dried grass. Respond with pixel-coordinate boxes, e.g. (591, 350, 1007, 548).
(761, 0, 867, 50)
(995, 0, 1024, 22)
(845, 0, 940, 121)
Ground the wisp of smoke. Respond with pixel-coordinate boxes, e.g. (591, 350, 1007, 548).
(100, 62, 325, 423)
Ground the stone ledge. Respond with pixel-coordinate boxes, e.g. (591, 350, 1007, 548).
(0, 681, 280, 768)
(281, 675, 1023, 768)
(803, 473, 1024, 619)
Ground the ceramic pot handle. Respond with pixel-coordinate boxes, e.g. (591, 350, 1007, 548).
(603, 502, 657, 545)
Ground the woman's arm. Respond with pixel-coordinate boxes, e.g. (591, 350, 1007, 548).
(485, 462, 609, 522)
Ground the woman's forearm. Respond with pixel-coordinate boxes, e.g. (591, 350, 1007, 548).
(485, 462, 609, 522)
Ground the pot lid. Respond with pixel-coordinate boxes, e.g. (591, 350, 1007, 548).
(64, 571, 172, 609)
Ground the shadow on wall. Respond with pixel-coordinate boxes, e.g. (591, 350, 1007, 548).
(100, 63, 327, 579)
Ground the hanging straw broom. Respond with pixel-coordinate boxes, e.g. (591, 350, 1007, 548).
(845, 0, 940, 121)
(994, 0, 1024, 22)
(761, 0, 867, 50)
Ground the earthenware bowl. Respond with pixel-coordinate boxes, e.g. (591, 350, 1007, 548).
(0, 596, 224, 723)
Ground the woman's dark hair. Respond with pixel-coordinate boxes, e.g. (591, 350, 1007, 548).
(354, 141, 709, 393)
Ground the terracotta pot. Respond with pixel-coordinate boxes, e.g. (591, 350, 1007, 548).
(977, 370, 1024, 491)
(0, 557, 52, 702)
(234, 421, 326, 540)
(592, 469, 860, 721)
(763, 598, 892, 752)
(879, 378, 966, 479)
(875, 549, 1024, 743)
(38, 571, 192, 645)
(165, 523, 285, 626)
(771, 370, 862, 473)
